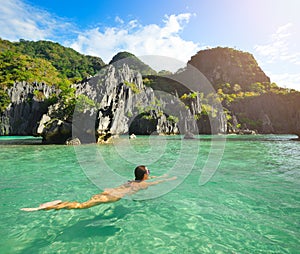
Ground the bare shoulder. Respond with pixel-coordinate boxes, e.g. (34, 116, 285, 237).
(131, 181, 148, 189)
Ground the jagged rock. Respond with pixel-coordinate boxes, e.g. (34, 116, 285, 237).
(97, 132, 112, 143)
(2, 45, 300, 144)
(237, 129, 256, 135)
(65, 137, 81, 145)
(261, 114, 275, 133)
(228, 115, 239, 134)
(129, 134, 136, 139)
(1, 64, 188, 143)
(0, 82, 58, 136)
(36, 114, 51, 135)
(155, 66, 228, 134)
(41, 119, 72, 144)
(229, 93, 300, 135)
(109, 51, 156, 76)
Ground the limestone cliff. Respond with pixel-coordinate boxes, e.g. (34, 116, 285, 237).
(1, 46, 298, 142)
(229, 93, 300, 137)
(188, 47, 270, 90)
(1, 64, 209, 143)
(0, 82, 58, 135)
(109, 51, 156, 76)
(187, 47, 300, 137)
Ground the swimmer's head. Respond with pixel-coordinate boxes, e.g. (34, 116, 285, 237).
(134, 165, 150, 181)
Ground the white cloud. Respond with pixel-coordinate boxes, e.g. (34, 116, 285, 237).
(115, 16, 124, 24)
(254, 23, 300, 90)
(67, 13, 200, 67)
(0, 0, 72, 41)
(267, 72, 300, 91)
(254, 23, 300, 65)
(0, 1, 199, 71)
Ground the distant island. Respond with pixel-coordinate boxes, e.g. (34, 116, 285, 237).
(0, 38, 299, 143)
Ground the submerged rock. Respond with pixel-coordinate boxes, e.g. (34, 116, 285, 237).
(184, 132, 195, 139)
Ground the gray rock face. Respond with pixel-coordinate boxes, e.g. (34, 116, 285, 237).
(0, 82, 58, 136)
(229, 93, 300, 137)
(0, 64, 228, 143)
(73, 64, 183, 143)
(65, 137, 81, 145)
(188, 47, 270, 89)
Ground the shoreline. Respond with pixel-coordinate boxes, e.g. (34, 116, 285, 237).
(0, 133, 299, 146)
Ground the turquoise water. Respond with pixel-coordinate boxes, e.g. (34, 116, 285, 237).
(0, 135, 299, 253)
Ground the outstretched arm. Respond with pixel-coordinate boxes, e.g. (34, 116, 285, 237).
(147, 176, 177, 186)
(148, 173, 168, 180)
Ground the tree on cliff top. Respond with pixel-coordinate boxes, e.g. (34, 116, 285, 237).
(16, 40, 105, 81)
(0, 38, 106, 83)
(109, 51, 156, 76)
(188, 47, 270, 91)
(0, 51, 66, 88)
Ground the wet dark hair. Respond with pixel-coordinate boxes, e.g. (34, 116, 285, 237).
(134, 165, 147, 181)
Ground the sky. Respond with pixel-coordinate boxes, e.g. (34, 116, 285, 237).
(0, 0, 299, 90)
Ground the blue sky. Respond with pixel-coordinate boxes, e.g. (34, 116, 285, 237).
(0, 0, 299, 90)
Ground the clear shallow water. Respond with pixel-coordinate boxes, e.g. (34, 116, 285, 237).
(0, 135, 299, 253)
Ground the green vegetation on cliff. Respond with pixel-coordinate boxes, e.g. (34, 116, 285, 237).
(0, 38, 106, 113)
(0, 90, 10, 113)
(1, 39, 299, 136)
(16, 40, 105, 81)
(109, 51, 156, 76)
(0, 38, 105, 88)
(0, 50, 64, 88)
(188, 47, 271, 91)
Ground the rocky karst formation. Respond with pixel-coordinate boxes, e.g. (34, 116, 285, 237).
(1, 64, 224, 143)
(188, 47, 270, 90)
(1, 47, 299, 143)
(0, 82, 58, 136)
(187, 47, 300, 138)
(229, 93, 300, 138)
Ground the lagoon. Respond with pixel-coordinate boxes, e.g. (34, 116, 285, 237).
(0, 135, 299, 253)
